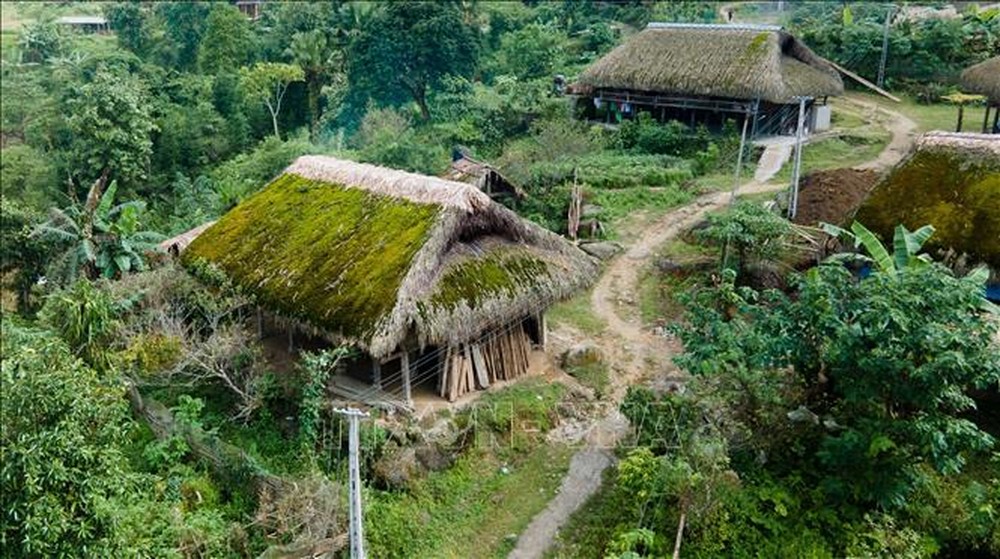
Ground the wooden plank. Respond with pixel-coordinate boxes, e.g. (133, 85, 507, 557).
(826, 60, 901, 103)
(449, 353, 461, 402)
(465, 346, 475, 393)
(472, 345, 489, 389)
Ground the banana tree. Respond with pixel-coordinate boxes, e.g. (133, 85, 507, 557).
(820, 221, 935, 274)
(35, 176, 164, 283)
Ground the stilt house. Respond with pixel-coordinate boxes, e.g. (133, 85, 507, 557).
(573, 23, 844, 137)
(960, 57, 1000, 134)
(181, 156, 597, 411)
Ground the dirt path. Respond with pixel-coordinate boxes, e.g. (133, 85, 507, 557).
(842, 95, 918, 171)
(509, 99, 917, 559)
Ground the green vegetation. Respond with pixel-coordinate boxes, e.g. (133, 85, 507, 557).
(558, 233, 1000, 557)
(431, 251, 548, 311)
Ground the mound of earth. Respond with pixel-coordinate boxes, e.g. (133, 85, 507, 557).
(792, 168, 881, 227)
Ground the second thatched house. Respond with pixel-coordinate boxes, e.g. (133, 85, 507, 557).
(960, 56, 1000, 134)
(855, 132, 1000, 271)
(573, 23, 844, 137)
(180, 156, 597, 409)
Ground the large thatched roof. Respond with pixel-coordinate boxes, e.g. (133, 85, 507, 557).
(855, 132, 1000, 269)
(182, 156, 597, 359)
(577, 23, 844, 104)
(961, 56, 1000, 103)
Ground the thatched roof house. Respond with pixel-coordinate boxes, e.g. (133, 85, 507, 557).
(855, 132, 1000, 269)
(579, 23, 842, 104)
(181, 156, 597, 407)
(441, 153, 526, 200)
(574, 23, 844, 137)
(961, 57, 1000, 103)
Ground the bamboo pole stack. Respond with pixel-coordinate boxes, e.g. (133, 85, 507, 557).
(440, 321, 532, 402)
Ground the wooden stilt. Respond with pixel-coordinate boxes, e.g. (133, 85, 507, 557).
(538, 314, 548, 350)
(401, 350, 411, 406)
(372, 360, 381, 390)
(256, 307, 263, 340)
(956, 104, 964, 132)
(992, 104, 999, 133)
(983, 105, 991, 134)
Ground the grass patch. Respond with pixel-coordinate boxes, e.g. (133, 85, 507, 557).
(591, 185, 693, 226)
(368, 379, 573, 558)
(564, 359, 610, 398)
(771, 128, 889, 183)
(548, 291, 606, 336)
(367, 443, 573, 559)
(846, 92, 986, 133)
(636, 239, 711, 327)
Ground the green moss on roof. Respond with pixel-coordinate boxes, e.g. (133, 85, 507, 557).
(855, 149, 1000, 268)
(429, 250, 549, 311)
(183, 173, 439, 339)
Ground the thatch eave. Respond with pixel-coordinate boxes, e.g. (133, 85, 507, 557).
(960, 57, 1000, 104)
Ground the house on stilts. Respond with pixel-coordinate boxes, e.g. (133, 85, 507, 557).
(960, 56, 1000, 134)
(178, 156, 597, 412)
(572, 23, 844, 138)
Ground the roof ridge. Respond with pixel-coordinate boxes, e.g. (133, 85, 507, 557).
(287, 155, 492, 213)
(646, 22, 783, 32)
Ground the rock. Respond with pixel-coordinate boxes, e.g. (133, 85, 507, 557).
(414, 442, 453, 472)
(582, 204, 604, 218)
(561, 344, 604, 369)
(578, 241, 623, 260)
(372, 445, 421, 490)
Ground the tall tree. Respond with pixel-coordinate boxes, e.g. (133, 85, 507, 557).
(156, 1, 210, 69)
(348, 2, 479, 121)
(65, 69, 156, 191)
(105, 2, 150, 56)
(286, 30, 336, 136)
(197, 4, 255, 74)
(240, 63, 305, 138)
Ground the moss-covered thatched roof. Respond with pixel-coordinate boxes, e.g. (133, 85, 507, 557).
(183, 156, 597, 359)
(855, 132, 1000, 269)
(961, 56, 1000, 103)
(577, 23, 844, 104)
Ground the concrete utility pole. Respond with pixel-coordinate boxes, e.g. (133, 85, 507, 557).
(788, 96, 811, 220)
(336, 407, 370, 559)
(877, 5, 894, 89)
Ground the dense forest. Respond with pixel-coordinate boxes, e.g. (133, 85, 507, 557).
(2, 1, 999, 558)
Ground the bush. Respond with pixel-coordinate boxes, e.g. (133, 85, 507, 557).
(355, 106, 449, 175)
(212, 134, 312, 211)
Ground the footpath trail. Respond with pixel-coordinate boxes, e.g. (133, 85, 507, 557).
(509, 97, 917, 559)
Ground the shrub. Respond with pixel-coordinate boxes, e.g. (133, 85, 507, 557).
(355, 106, 449, 175)
(212, 134, 312, 210)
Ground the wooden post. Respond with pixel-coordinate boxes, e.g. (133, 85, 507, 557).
(372, 360, 381, 390)
(983, 105, 991, 134)
(992, 104, 999, 133)
(401, 350, 411, 406)
(538, 313, 548, 350)
(256, 307, 263, 340)
(956, 104, 964, 132)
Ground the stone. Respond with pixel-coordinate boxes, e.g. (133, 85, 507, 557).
(578, 241, 623, 260)
(561, 344, 604, 369)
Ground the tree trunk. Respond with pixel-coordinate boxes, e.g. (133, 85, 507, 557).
(410, 84, 430, 122)
(271, 110, 281, 138)
(672, 509, 687, 559)
(307, 74, 321, 139)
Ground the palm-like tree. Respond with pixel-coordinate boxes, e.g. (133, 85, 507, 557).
(36, 174, 164, 283)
